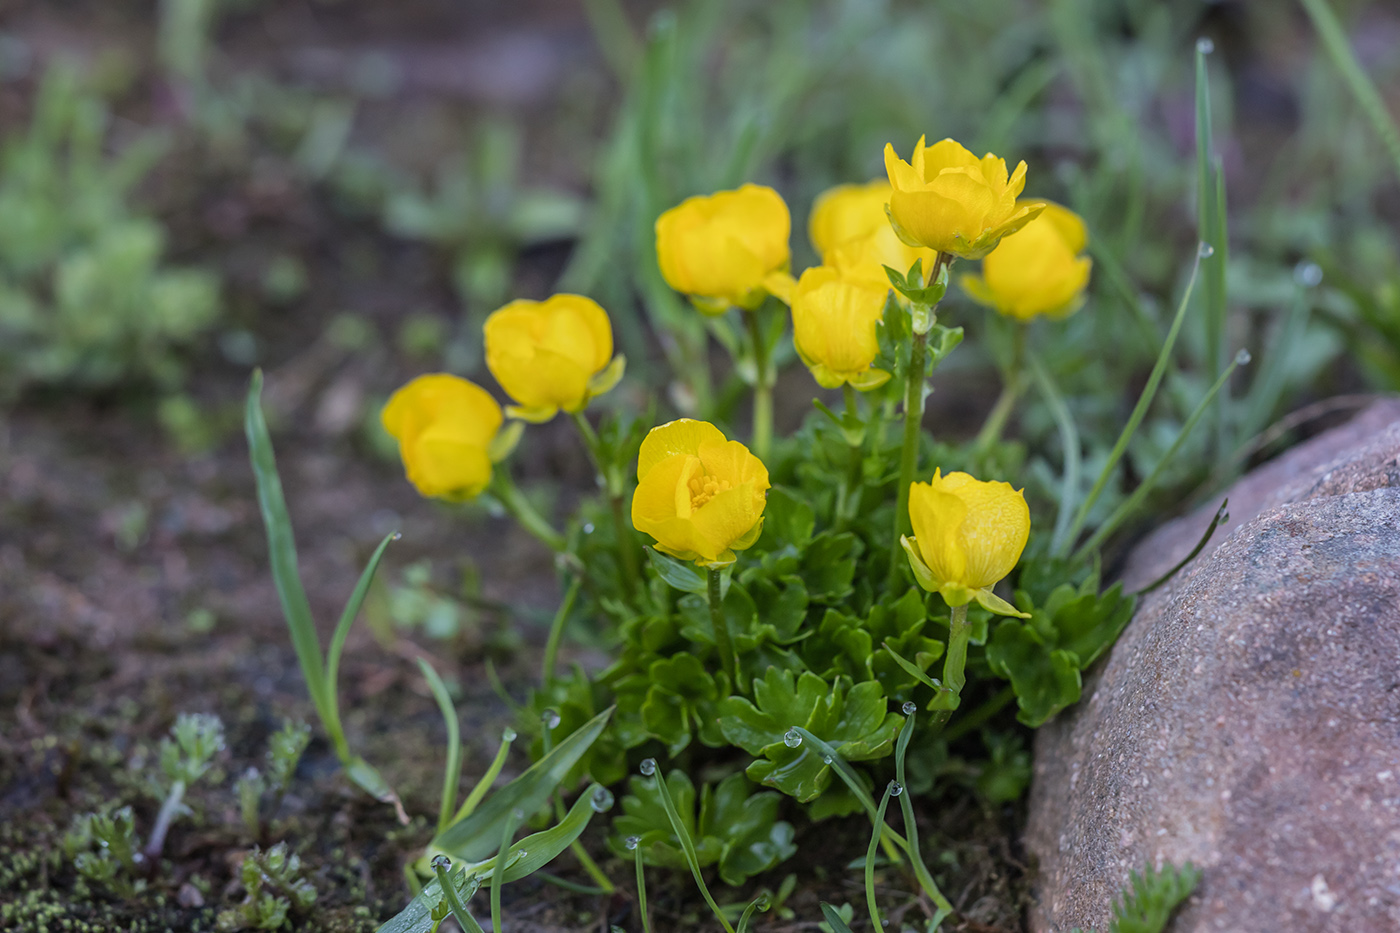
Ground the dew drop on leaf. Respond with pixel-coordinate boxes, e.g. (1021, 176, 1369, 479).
(583, 523, 595, 534)
(431, 855, 451, 870)
(625, 835, 641, 851)
(1198, 242, 1215, 258)
(639, 758, 657, 776)
(590, 786, 615, 812)
(902, 701, 917, 715)
(1234, 349, 1251, 366)
(1196, 37, 1214, 54)
(783, 728, 803, 748)
(1294, 261, 1323, 288)
(821, 754, 834, 765)
(888, 781, 903, 797)
(541, 709, 561, 730)
(501, 727, 517, 742)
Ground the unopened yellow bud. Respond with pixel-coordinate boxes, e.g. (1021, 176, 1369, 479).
(382, 374, 503, 501)
(960, 201, 1092, 321)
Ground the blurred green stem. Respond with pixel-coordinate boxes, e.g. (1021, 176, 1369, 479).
(836, 383, 864, 530)
(974, 322, 1027, 453)
(746, 309, 773, 462)
(569, 411, 641, 603)
(541, 577, 583, 684)
(491, 469, 565, 553)
(707, 567, 737, 687)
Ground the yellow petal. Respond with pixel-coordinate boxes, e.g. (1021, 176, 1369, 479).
(907, 475, 969, 589)
(405, 426, 493, 500)
(637, 419, 729, 480)
(947, 477, 1030, 589)
(689, 482, 765, 559)
(808, 180, 892, 258)
(697, 438, 771, 493)
(655, 185, 791, 305)
(382, 374, 502, 449)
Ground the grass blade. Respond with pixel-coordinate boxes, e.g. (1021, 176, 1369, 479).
(1195, 40, 1228, 429)
(326, 532, 397, 747)
(864, 783, 895, 933)
(432, 707, 613, 859)
(453, 728, 517, 825)
(649, 766, 736, 933)
(416, 659, 463, 836)
(819, 903, 856, 933)
(1061, 252, 1204, 555)
(1300, 0, 1400, 185)
(1075, 350, 1247, 560)
(244, 371, 329, 729)
(893, 714, 954, 919)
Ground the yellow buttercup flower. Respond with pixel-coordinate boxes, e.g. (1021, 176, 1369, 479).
(790, 266, 891, 391)
(382, 374, 508, 501)
(883, 136, 1043, 260)
(961, 201, 1091, 321)
(655, 184, 793, 313)
(902, 469, 1031, 617)
(810, 180, 940, 286)
(631, 419, 769, 566)
(484, 293, 624, 422)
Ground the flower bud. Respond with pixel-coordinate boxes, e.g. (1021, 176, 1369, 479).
(382, 374, 503, 501)
(655, 184, 792, 313)
(631, 419, 769, 566)
(902, 469, 1031, 616)
(790, 266, 890, 391)
(883, 136, 1043, 260)
(484, 293, 623, 422)
(960, 201, 1092, 321)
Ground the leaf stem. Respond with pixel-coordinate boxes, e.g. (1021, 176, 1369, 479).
(746, 308, 773, 463)
(541, 577, 583, 685)
(836, 383, 864, 530)
(707, 567, 737, 686)
(491, 469, 566, 553)
(570, 411, 641, 602)
(888, 328, 929, 590)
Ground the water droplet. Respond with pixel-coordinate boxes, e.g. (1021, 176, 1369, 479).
(431, 855, 451, 870)
(1198, 242, 1215, 258)
(513, 849, 527, 860)
(590, 786, 615, 812)
(902, 701, 917, 715)
(625, 835, 641, 851)
(1196, 37, 1214, 55)
(1234, 349, 1252, 366)
(783, 728, 803, 748)
(512, 808, 525, 821)
(639, 758, 657, 776)
(391, 532, 403, 541)
(501, 727, 517, 742)
(888, 781, 904, 797)
(583, 522, 595, 534)
(821, 754, 834, 765)
(1294, 261, 1323, 288)
(541, 709, 561, 730)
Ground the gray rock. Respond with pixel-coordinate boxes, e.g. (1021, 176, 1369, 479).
(1026, 401, 1400, 933)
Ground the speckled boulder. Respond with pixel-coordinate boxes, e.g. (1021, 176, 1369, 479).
(1026, 400, 1400, 933)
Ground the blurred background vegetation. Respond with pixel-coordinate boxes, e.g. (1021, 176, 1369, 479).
(1, 0, 1397, 553)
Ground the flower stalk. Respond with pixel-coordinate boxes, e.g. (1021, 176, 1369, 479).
(491, 469, 565, 553)
(570, 411, 641, 603)
(707, 567, 737, 687)
(745, 308, 774, 463)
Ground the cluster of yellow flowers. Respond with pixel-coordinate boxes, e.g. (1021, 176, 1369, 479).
(382, 135, 1089, 610)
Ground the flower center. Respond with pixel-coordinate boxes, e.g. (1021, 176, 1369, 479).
(688, 472, 732, 509)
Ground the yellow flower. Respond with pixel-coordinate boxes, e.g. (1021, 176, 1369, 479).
(810, 180, 939, 285)
(631, 419, 769, 566)
(382, 374, 508, 501)
(484, 293, 624, 422)
(655, 184, 793, 313)
(902, 469, 1031, 617)
(883, 136, 1044, 260)
(790, 266, 891, 390)
(960, 200, 1092, 321)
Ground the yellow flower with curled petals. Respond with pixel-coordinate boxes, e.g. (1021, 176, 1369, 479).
(655, 184, 793, 313)
(902, 469, 1031, 617)
(484, 293, 624, 423)
(960, 200, 1092, 321)
(790, 265, 891, 391)
(810, 180, 939, 286)
(631, 419, 769, 567)
(382, 374, 512, 501)
(883, 136, 1043, 260)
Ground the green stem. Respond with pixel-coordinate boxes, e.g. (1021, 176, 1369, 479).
(570, 411, 641, 603)
(836, 383, 864, 530)
(888, 328, 929, 590)
(929, 603, 972, 732)
(492, 470, 566, 553)
(865, 784, 895, 932)
(973, 323, 1028, 453)
(541, 578, 583, 684)
(707, 568, 737, 687)
(746, 308, 773, 463)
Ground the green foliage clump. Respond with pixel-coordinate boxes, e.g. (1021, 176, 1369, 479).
(217, 843, 318, 932)
(0, 63, 220, 401)
(1074, 861, 1202, 933)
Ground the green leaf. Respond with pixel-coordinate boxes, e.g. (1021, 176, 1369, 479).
(760, 486, 815, 549)
(245, 371, 327, 722)
(1105, 861, 1201, 933)
(819, 902, 857, 933)
(432, 707, 612, 859)
(1043, 582, 1135, 670)
(646, 547, 708, 593)
(744, 576, 809, 644)
(985, 621, 1082, 728)
(719, 669, 902, 802)
(800, 532, 860, 601)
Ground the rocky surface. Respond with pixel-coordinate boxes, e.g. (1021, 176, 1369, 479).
(1026, 399, 1400, 932)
